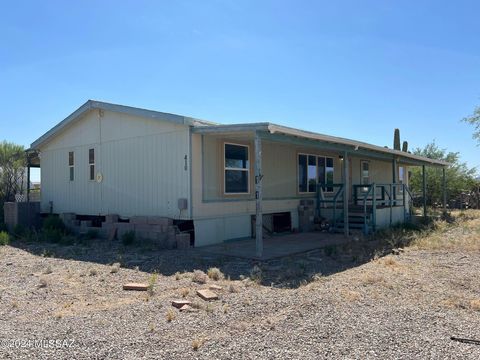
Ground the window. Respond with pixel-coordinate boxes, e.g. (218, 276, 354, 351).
(68, 151, 74, 181)
(298, 154, 334, 193)
(360, 160, 370, 192)
(89, 148, 95, 181)
(398, 166, 405, 193)
(224, 143, 249, 194)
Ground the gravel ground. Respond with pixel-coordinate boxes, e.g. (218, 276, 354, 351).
(1, 219, 480, 359)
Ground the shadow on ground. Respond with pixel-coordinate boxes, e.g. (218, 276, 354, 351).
(9, 233, 399, 289)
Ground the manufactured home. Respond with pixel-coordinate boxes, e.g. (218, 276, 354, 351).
(27, 100, 448, 256)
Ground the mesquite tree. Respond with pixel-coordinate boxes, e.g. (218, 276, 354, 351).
(0, 141, 27, 203)
(463, 106, 480, 145)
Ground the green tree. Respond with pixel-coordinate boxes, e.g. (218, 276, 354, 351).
(463, 106, 480, 144)
(409, 142, 477, 206)
(0, 141, 27, 204)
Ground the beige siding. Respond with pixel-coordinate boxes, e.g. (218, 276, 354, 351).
(39, 109, 190, 218)
(192, 133, 408, 220)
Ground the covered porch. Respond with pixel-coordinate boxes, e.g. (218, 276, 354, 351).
(192, 123, 449, 258)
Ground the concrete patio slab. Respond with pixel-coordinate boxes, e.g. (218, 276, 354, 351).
(197, 232, 352, 260)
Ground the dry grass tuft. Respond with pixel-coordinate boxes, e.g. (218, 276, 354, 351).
(207, 267, 224, 281)
(380, 256, 399, 267)
(192, 270, 208, 284)
(148, 323, 155, 333)
(411, 210, 480, 251)
(192, 338, 204, 351)
(340, 289, 362, 302)
(110, 263, 121, 273)
(191, 301, 205, 311)
(470, 299, 480, 311)
(360, 272, 385, 286)
(166, 308, 176, 322)
(442, 296, 467, 309)
(43, 265, 53, 275)
(228, 283, 240, 293)
(147, 273, 158, 296)
(180, 288, 190, 298)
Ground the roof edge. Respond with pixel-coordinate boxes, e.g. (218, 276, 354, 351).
(30, 100, 218, 149)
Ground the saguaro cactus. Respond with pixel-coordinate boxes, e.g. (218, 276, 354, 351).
(402, 141, 408, 152)
(394, 128, 401, 150)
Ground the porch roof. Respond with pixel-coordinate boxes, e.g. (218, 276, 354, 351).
(192, 122, 449, 167)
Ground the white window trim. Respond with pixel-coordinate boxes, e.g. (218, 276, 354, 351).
(68, 151, 74, 182)
(297, 153, 335, 194)
(88, 148, 95, 181)
(398, 166, 405, 193)
(223, 142, 250, 195)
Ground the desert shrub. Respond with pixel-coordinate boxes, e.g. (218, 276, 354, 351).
(249, 265, 263, 283)
(121, 230, 135, 246)
(207, 267, 224, 281)
(191, 270, 208, 284)
(43, 215, 66, 232)
(0, 231, 10, 245)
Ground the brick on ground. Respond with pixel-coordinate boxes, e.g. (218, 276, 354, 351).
(123, 283, 149, 291)
(209, 284, 222, 291)
(172, 300, 192, 309)
(196, 289, 219, 301)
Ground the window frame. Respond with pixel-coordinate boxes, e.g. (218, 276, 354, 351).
(223, 142, 250, 195)
(68, 151, 74, 182)
(297, 152, 335, 194)
(88, 148, 95, 181)
(398, 166, 405, 193)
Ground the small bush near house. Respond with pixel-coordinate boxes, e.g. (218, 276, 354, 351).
(43, 215, 66, 232)
(207, 267, 224, 281)
(191, 270, 208, 284)
(121, 231, 135, 246)
(0, 231, 10, 245)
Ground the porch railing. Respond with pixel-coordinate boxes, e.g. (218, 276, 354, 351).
(317, 183, 414, 234)
(316, 183, 345, 229)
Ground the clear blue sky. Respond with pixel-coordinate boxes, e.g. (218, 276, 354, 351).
(1, 1, 479, 182)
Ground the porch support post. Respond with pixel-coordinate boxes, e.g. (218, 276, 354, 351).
(26, 162, 31, 203)
(442, 167, 447, 213)
(343, 151, 349, 236)
(422, 165, 427, 217)
(392, 158, 397, 206)
(254, 132, 263, 259)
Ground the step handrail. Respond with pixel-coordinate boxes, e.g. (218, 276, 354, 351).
(362, 185, 374, 234)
